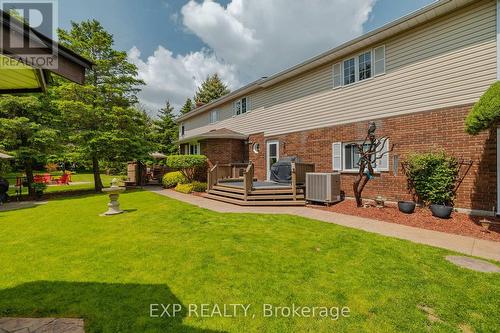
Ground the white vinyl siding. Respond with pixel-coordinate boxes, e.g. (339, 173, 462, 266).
(181, 0, 496, 140)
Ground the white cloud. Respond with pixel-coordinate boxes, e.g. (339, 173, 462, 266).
(128, 46, 240, 113)
(181, 0, 375, 80)
(132, 0, 375, 114)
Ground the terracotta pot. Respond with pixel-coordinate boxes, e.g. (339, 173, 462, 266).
(398, 201, 416, 214)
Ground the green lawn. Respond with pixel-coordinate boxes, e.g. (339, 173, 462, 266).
(4, 172, 119, 195)
(0, 191, 498, 332)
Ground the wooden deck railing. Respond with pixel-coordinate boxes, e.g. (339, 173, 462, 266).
(291, 162, 315, 200)
(207, 162, 251, 192)
(242, 162, 254, 200)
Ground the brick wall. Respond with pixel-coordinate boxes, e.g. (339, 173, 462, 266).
(200, 139, 247, 166)
(247, 104, 496, 212)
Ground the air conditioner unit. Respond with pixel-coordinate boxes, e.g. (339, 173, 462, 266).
(306, 173, 341, 205)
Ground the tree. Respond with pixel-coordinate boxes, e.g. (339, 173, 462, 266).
(180, 98, 194, 115)
(152, 101, 178, 155)
(465, 81, 500, 135)
(0, 95, 59, 196)
(54, 20, 147, 191)
(352, 122, 394, 207)
(194, 74, 230, 105)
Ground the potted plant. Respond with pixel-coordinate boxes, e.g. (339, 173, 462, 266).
(403, 152, 461, 219)
(397, 200, 416, 214)
(32, 182, 47, 200)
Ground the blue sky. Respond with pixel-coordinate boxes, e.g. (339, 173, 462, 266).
(57, 0, 436, 112)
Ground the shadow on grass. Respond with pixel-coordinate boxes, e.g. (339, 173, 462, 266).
(0, 281, 225, 333)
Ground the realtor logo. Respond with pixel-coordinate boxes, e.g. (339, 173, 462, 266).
(0, 0, 58, 69)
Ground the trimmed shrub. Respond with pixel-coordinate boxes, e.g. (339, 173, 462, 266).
(166, 155, 208, 182)
(405, 152, 459, 206)
(191, 181, 207, 193)
(175, 183, 194, 194)
(162, 171, 187, 188)
(465, 81, 500, 135)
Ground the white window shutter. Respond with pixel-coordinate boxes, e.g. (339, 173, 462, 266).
(332, 142, 342, 171)
(333, 63, 342, 88)
(373, 45, 386, 76)
(377, 139, 389, 171)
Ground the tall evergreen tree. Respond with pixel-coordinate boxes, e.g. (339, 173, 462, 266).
(152, 101, 178, 154)
(180, 98, 194, 115)
(194, 74, 230, 105)
(53, 20, 150, 192)
(0, 95, 59, 196)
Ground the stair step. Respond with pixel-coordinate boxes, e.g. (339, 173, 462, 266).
(212, 185, 245, 194)
(204, 194, 306, 206)
(208, 189, 245, 199)
(246, 194, 305, 200)
(209, 190, 304, 201)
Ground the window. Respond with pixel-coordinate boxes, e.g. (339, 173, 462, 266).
(234, 97, 249, 115)
(332, 46, 385, 89)
(373, 45, 385, 76)
(209, 110, 219, 124)
(186, 143, 200, 155)
(358, 51, 372, 81)
(343, 58, 356, 85)
(332, 140, 389, 172)
(180, 123, 185, 137)
(333, 63, 342, 88)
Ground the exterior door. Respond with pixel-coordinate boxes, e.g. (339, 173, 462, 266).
(266, 140, 280, 180)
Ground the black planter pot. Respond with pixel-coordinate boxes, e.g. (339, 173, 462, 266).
(398, 201, 416, 214)
(430, 204, 453, 219)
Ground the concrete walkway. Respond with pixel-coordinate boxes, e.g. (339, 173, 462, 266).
(148, 188, 500, 262)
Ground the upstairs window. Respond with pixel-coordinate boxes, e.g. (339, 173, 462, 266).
(234, 97, 249, 115)
(333, 45, 385, 89)
(209, 110, 220, 124)
(358, 51, 372, 81)
(180, 123, 185, 137)
(343, 58, 356, 85)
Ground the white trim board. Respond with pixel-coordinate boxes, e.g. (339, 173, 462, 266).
(497, 0, 500, 80)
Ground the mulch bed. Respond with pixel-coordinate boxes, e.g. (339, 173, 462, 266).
(311, 200, 500, 242)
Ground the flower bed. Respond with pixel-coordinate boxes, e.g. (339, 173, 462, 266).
(312, 200, 500, 242)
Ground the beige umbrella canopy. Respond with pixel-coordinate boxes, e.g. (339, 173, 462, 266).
(0, 152, 13, 159)
(149, 152, 167, 160)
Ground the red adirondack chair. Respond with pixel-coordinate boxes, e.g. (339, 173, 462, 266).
(54, 173, 70, 185)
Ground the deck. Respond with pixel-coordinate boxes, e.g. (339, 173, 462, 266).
(205, 162, 314, 206)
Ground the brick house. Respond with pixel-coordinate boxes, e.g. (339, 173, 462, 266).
(176, 0, 499, 215)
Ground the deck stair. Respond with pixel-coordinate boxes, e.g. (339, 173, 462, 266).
(205, 162, 315, 206)
(205, 183, 306, 206)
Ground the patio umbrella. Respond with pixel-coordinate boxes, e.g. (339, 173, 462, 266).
(149, 152, 167, 160)
(0, 152, 13, 159)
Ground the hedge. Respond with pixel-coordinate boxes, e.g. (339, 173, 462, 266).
(405, 152, 459, 206)
(166, 155, 208, 182)
(465, 81, 500, 135)
(162, 171, 187, 189)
